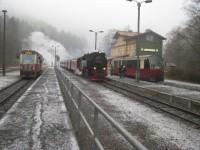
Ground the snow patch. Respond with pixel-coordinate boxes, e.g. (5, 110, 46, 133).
(98, 88, 200, 150)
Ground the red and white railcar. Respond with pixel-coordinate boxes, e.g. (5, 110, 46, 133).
(20, 50, 43, 78)
(111, 55, 164, 82)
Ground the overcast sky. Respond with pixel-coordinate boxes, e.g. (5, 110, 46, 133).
(0, 0, 190, 49)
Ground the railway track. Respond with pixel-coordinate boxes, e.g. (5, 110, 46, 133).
(103, 79, 200, 127)
(0, 79, 35, 118)
(0, 67, 19, 73)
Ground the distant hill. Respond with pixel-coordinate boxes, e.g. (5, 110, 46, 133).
(0, 16, 87, 66)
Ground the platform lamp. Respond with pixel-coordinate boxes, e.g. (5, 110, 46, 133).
(89, 30, 104, 51)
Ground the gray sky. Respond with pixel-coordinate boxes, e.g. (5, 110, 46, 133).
(1, 0, 189, 49)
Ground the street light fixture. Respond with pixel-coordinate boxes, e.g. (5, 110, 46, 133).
(126, 0, 152, 82)
(89, 30, 104, 51)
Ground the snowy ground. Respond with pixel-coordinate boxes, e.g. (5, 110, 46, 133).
(108, 75, 200, 101)
(66, 71, 200, 150)
(0, 71, 20, 90)
(0, 68, 79, 150)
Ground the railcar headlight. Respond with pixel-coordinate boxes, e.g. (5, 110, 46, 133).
(103, 67, 106, 70)
(93, 67, 96, 70)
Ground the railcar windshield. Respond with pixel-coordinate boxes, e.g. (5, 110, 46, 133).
(149, 56, 163, 69)
(20, 54, 37, 64)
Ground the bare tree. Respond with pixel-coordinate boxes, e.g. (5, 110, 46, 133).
(164, 0, 200, 82)
(99, 29, 117, 57)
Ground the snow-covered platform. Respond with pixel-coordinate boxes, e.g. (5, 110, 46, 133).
(108, 75, 200, 101)
(164, 79, 200, 92)
(0, 71, 20, 90)
(0, 68, 79, 150)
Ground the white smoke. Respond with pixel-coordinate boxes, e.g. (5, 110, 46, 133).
(23, 31, 71, 65)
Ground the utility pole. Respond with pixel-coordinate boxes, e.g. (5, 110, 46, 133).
(2, 10, 7, 76)
(95, 32, 97, 51)
(126, 0, 152, 82)
(136, 2, 141, 82)
(54, 46, 56, 67)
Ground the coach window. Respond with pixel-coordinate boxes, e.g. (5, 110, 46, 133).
(114, 61, 117, 69)
(37, 57, 40, 64)
(122, 60, 127, 66)
(140, 60, 144, 69)
(126, 60, 131, 68)
(144, 59, 150, 69)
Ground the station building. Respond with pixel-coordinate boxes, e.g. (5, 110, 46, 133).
(111, 29, 166, 58)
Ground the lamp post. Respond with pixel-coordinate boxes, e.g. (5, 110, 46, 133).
(52, 45, 57, 67)
(2, 10, 7, 76)
(89, 30, 104, 51)
(126, 0, 152, 82)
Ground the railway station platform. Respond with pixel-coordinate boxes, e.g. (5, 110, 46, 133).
(0, 67, 79, 150)
(107, 75, 200, 101)
(107, 75, 200, 116)
(0, 71, 20, 90)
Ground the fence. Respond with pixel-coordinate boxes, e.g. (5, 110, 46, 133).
(56, 68, 147, 150)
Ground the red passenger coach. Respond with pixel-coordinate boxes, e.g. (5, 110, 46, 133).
(20, 50, 43, 78)
(111, 55, 164, 82)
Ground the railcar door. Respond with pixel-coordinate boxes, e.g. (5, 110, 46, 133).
(126, 59, 137, 77)
(148, 55, 164, 81)
(113, 60, 119, 75)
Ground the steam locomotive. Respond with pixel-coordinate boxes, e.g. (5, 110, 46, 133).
(61, 52, 107, 81)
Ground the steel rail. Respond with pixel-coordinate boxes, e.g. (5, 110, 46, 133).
(105, 77, 200, 115)
(103, 80, 200, 127)
(0, 79, 34, 120)
(0, 80, 32, 105)
(0, 79, 22, 93)
(0, 66, 19, 73)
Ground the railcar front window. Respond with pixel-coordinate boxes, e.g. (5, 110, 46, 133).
(20, 54, 36, 64)
(127, 60, 137, 68)
(149, 57, 163, 69)
(144, 59, 150, 69)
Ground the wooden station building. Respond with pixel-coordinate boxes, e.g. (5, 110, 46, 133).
(111, 29, 166, 59)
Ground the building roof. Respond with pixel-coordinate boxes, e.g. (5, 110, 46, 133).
(140, 30, 166, 40)
(113, 29, 166, 40)
(113, 31, 138, 39)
